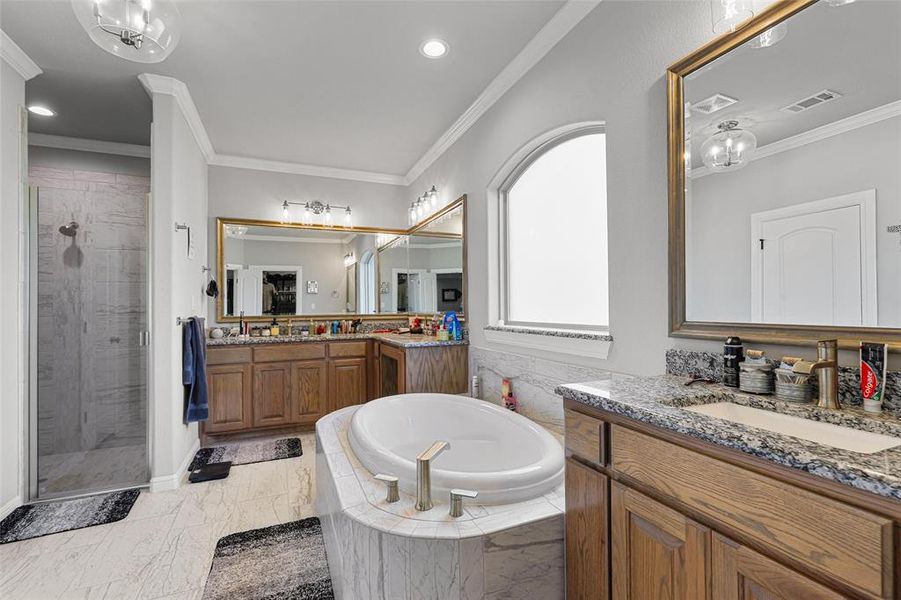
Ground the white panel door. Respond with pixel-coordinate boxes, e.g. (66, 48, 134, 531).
(238, 269, 263, 315)
(752, 191, 877, 326)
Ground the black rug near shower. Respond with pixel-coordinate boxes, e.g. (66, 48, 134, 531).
(0, 489, 140, 544)
(202, 517, 334, 600)
(188, 438, 303, 472)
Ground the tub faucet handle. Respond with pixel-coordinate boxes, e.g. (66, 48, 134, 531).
(449, 488, 478, 518)
(374, 474, 400, 503)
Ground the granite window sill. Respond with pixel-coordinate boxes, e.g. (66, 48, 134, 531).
(483, 325, 612, 359)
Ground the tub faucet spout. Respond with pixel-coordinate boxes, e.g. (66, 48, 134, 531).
(416, 441, 450, 511)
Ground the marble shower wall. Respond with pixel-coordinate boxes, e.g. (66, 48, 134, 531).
(469, 346, 615, 437)
(31, 165, 150, 457)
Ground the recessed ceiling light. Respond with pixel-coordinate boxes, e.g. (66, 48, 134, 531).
(420, 39, 448, 59)
(28, 105, 55, 117)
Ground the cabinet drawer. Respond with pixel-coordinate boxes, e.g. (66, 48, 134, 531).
(207, 346, 252, 365)
(329, 341, 368, 358)
(253, 343, 326, 363)
(611, 425, 894, 598)
(565, 409, 606, 466)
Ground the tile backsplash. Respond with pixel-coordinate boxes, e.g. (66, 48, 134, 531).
(666, 348, 901, 414)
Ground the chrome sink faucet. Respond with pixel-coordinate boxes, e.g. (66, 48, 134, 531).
(415, 441, 450, 511)
(794, 339, 840, 409)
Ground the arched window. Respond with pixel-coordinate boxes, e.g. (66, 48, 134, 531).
(499, 127, 608, 330)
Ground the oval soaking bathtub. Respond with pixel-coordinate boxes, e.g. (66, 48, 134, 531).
(348, 393, 564, 504)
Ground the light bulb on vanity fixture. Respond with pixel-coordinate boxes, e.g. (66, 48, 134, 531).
(344, 206, 352, 226)
(427, 185, 438, 210)
(281, 201, 290, 224)
(71, 0, 181, 63)
(700, 120, 757, 172)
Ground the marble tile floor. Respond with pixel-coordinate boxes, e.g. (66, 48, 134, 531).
(1, 432, 317, 600)
(39, 444, 150, 498)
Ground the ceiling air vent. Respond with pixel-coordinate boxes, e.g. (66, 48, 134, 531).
(781, 89, 843, 113)
(690, 93, 739, 115)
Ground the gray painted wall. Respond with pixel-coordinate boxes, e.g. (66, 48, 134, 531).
(1, 60, 26, 513)
(688, 116, 901, 327)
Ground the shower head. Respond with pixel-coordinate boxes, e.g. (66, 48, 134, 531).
(59, 222, 79, 237)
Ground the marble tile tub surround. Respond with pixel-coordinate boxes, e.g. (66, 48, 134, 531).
(666, 348, 901, 413)
(470, 345, 621, 437)
(557, 375, 901, 500)
(315, 407, 564, 599)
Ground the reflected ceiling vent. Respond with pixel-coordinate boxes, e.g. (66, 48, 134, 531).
(690, 93, 739, 115)
(781, 89, 843, 113)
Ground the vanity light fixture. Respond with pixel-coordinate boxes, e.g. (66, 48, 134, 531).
(700, 120, 757, 173)
(71, 0, 181, 63)
(27, 105, 56, 117)
(748, 22, 787, 48)
(280, 200, 353, 227)
(343, 252, 356, 267)
(409, 186, 441, 225)
(420, 39, 448, 59)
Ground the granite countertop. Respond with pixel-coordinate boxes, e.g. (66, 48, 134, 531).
(556, 375, 901, 500)
(206, 332, 468, 349)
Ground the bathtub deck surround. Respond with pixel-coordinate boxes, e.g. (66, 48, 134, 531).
(316, 406, 565, 599)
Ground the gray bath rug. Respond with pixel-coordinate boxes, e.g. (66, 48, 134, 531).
(188, 438, 302, 472)
(0, 489, 140, 544)
(202, 517, 334, 600)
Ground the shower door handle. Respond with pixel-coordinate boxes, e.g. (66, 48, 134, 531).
(138, 331, 151, 347)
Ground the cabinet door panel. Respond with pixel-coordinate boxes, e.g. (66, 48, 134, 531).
(711, 532, 848, 600)
(330, 357, 367, 412)
(565, 458, 609, 600)
(206, 363, 252, 433)
(252, 362, 292, 427)
(291, 360, 327, 423)
(611, 481, 709, 600)
(378, 344, 405, 398)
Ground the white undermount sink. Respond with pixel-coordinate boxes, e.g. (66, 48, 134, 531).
(684, 402, 901, 454)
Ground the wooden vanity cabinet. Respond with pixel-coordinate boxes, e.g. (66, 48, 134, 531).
(376, 342, 468, 396)
(329, 357, 367, 412)
(205, 362, 253, 433)
(252, 361, 293, 427)
(563, 401, 899, 600)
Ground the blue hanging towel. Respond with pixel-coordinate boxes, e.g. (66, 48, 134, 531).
(183, 317, 209, 422)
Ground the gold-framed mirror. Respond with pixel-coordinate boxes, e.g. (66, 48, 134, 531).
(216, 195, 466, 322)
(668, 0, 901, 350)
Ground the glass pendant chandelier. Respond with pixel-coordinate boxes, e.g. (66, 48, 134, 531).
(700, 121, 757, 172)
(710, 0, 753, 34)
(71, 0, 181, 63)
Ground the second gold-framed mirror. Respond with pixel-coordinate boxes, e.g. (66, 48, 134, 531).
(668, 0, 901, 350)
(216, 195, 466, 322)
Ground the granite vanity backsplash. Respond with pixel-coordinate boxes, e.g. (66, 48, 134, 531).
(666, 348, 901, 414)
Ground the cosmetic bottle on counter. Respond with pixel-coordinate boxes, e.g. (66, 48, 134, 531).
(270, 318, 280, 337)
(723, 336, 743, 388)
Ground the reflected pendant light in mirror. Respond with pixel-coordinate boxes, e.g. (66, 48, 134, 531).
(700, 120, 757, 172)
(72, 0, 181, 63)
(710, 0, 753, 34)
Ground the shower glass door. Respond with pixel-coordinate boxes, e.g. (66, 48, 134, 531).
(29, 170, 150, 500)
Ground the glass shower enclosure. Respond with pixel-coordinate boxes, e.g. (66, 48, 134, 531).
(28, 171, 150, 500)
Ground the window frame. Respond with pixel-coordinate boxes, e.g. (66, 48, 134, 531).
(498, 124, 608, 332)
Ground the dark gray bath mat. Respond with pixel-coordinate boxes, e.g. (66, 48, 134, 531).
(0, 489, 140, 544)
(202, 517, 334, 600)
(188, 437, 302, 472)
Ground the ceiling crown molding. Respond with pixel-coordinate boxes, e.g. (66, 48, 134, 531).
(209, 153, 407, 187)
(691, 99, 901, 179)
(403, 0, 601, 184)
(1, 30, 42, 80)
(138, 73, 215, 161)
(29, 133, 151, 158)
